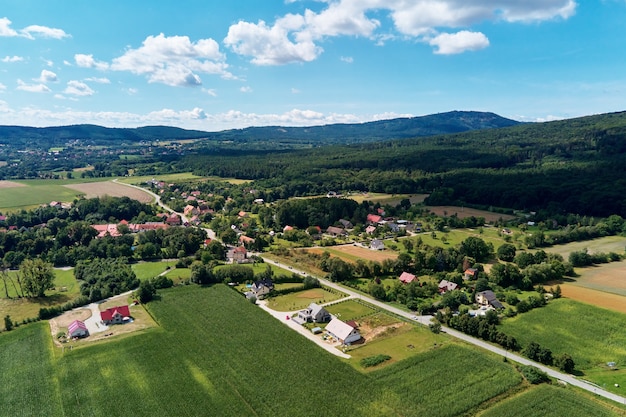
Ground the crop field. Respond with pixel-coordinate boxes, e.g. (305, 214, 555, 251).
(425, 206, 516, 222)
(3, 285, 618, 416)
(347, 193, 430, 205)
(543, 235, 626, 259)
(479, 384, 620, 417)
(332, 244, 399, 262)
(562, 261, 626, 297)
(118, 172, 251, 185)
(499, 299, 626, 390)
(557, 284, 626, 313)
(0, 180, 26, 189)
(0, 323, 64, 417)
(64, 181, 154, 203)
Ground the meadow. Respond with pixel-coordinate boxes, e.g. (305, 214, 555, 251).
(499, 298, 626, 390)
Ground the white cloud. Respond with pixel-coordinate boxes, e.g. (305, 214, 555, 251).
(240, 86, 253, 93)
(75, 54, 110, 70)
(204, 88, 217, 97)
(291, 88, 301, 94)
(126, 88, 139, 95)
(36, 69, 58, 83)
(16, 79, 51, 93)
(85, 77, 111, 84)
(20, 24, 69, 39)
(109, 33, 232, 86)
(43, 59, 54, 67)
(340, 56, 353, 63)
(0, 17, 18, 37)
(2, 55, 23, 63)
(0, 82, 6, 91)
(226, 0, 577, 63)
(429, 31, 490, 54)
(64, 80, 94, 96)
(225, 17, 322, 65)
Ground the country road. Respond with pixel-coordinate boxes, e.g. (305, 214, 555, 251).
(261, 257, 626, 406)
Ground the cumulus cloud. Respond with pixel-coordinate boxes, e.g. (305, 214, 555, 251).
(16, 79, 51, 93)
(64, 80, 94, 96)
(110, 33, 233, 86)
(36, 69, 58, 83)
(429, 31, 490, 54)
(225, 0, 577, 63)
(0, 17, 18, 37)
(2, 55, 23, 63)
(75, 54, 110, 70)
(240, 86, 253, 93)
(85, 77, 111, 84)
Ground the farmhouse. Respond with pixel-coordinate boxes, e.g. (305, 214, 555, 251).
(399, 272, 417, 284)
(365, 225, 377, 235)
(438, 279, 458, 294)
(325, 318, 361, 345)
(297, 303, 331, 323)
(100, 305, 131, 325)
(370, 239, 385, 251)
(338, 219, 353, 229)
(68, 320, 89, 338)
(475, 290, 503, 309)
(228, 246, 248, 263)
(165, 214, 182, 226)
(367, 214, 383, 224)
(239, 235, 256, 246)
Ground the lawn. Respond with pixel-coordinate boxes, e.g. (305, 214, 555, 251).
(325, 299, 378, 321)
(0, 268, 82, 324)
(2, 284, 613, 416)
(266, 287, 346, 311)
(499, 298, 626, 391)
(479, 384, 620, 417)
(132, 261, 179, 281)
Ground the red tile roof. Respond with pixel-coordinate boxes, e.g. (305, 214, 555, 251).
(100, 305, 130, 322)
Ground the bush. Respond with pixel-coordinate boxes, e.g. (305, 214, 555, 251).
(520, 365, 550, 384)
(360, 354, 392, 368)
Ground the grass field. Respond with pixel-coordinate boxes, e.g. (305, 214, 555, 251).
(426, 206, 517, 222)
(347, 193, 429, 205)
(499, 298, 626, 391)
(117, 172, 251, 185)
(543, 236, 626, 259)
(266, 287, 346, 311)
(325, 299, 378, 321)
(479, 384, 621, 417)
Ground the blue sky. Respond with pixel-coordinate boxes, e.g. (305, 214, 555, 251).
(0, 0, 624, 130)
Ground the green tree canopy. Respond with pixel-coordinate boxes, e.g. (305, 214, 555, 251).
(20, 258, 55, 297)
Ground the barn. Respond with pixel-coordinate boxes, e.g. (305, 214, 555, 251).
(68, 320, 89, 338)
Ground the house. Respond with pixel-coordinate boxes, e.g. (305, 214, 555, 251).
(338, 219, 353, 229)
(476, 290, 503, 309)
(370, 239, 385, 251)
(399, 272, 417, 284)
(253, 198, 265, 204)
(92, 224, 122, 238)
(231, 246, 247, 263)
(100, 305, 131, 325)
(68, 320, 89, 338)
(367, 214, 383, 224)
(283, 225, 294, 232)
(438, 279, 458, 294)
(325, 318, 361, 345)
(165, 214, 182, 226)
(464, 268, 479, 280)
(239, 235, 256, 247)
(365, 225, 377, 235)
(238, 211, 248, 218)
(326, 226, 346, 237)
(297, 303, 331, 323)
(183, 205, 199, 217)
(386, 222, 400, 233)
(251, 278, 274, 298)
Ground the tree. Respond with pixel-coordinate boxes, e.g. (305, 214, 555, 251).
(555, 353, 575, 373)
(459, 237, 493, 263)
(523, 341, 541, 361)
(4, 314, 13, 331)
(20, 258, 55, 298)
(441, 290, 468, 310)
(497, 243, 516, 262)
(136, 279, 156, 303)
(553, 285, 562, 299)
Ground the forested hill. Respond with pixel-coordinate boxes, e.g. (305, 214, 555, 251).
(0, 125, 211, 147)
(200, 111, 520, 145)
(0, 110, 518, 148)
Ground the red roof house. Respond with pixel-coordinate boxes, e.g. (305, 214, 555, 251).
(367, 214, 383, 224)
(399, 272, 417, 284)
(100, 305, 131, 325)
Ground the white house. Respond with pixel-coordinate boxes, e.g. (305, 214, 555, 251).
(297, 303, 331, 323)
(251, 278, 274, 298)
(325, 318, 361, 345)
(370, 239, 385, 251)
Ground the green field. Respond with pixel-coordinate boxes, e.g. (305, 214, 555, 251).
(479, 384, 620, 417)
(325, 299, 377, 321)
(117, 172, 251, 185)
(0, 178, 110, 211)
(266, 286, 346, 311)
(499, 299, 626, 390)
(131, 261, 179, 281)
(1, 284, 532, 417)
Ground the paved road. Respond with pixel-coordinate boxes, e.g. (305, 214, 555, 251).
(261, 256, 626, 405)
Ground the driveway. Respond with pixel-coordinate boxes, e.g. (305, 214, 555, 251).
(83, 302, 108, 335)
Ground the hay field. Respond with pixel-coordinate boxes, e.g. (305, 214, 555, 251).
(425, 206, 516, 222)
(556, 284, 626, 314)
(64, 181, 154, 203)
(0, 180, 26, 189)
(308, 245, 398, 263)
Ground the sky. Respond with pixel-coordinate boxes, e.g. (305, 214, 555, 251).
(0, 0, 625, 131)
